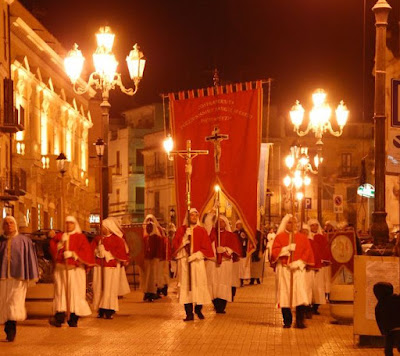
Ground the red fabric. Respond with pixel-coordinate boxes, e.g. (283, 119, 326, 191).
(159, 235, 171, 261)
(169, 84, 263, 246)
(172, 225, 214, 259)
(144, 233, 163, 260)
(311, 233, 331, 269)
(210, 228, 242, 259)
(270, 231, 314, 267)
(91, 234, 130, 267)
(50, 232, 95, 267)
(123, 226, 144, 271)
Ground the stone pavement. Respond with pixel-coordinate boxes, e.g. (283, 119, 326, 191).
(3, 267, 384, 356)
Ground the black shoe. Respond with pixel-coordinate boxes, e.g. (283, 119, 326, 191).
(194, 305, 205, 319)
(49, 312, 65, 327)
(49, 318, 62, 327)
(240, 279, 244, 287)
(256, 278, 261, 285)
(295, 321, 306, 329)
(67, 313, 79, 327)
(97, 308, 105, 318)
(312, 304, 320, 315)
(104, 310, 115, 319)
(216, 310, 226, 314)
(305, 306, 313, 319)
(183, 314, 194, 321)
(4, 321, 16, 342)
(162, 285, 168, 296)
(283, 324, 291, 328)
(249, 278, 255, 285)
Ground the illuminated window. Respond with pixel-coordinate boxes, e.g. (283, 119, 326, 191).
(81, 140, 86, 171)
(66, 130, 72, 161)
(41, 113, 48, 155)
(38, 204, 41, 230)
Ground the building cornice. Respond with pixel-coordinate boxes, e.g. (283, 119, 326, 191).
(12, 16, 96, 98)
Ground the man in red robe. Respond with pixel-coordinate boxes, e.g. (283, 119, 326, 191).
(309, 218, 331, 313)
(271, 214, 314, 328)
(205, 213, 241, 314)
(173, 208, 214, 321)
(92, 217, 130, 319)
(142, 215, 163, 302)
(49, 216, 94, 327)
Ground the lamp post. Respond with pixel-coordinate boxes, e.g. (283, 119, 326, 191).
(94, 138, 105, 228)
(369, 0, 391, 251)
(289, 89, 349, 224)
(56, 152, 67, 228)
(64, 26, 145, 219)
(283, 146, 315, 226)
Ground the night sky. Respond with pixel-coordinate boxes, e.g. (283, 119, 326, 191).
(19, 0, 400, 120)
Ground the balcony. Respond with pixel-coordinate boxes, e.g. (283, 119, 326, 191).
(0, 79, 24, 133)
(338, 166, 359, 178)
(0, 169, 27, 201)
(145, 164, 165, 178)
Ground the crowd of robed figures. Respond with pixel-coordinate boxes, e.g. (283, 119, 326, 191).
(0, 207, 334, 342)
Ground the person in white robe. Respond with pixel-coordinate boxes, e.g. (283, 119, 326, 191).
(172, 208, 214, 321)
(92, 217, 130, 319)
(0, 216, 39, 342)
(49, 216, 94, 327)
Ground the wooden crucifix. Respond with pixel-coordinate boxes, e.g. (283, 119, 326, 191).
(205, 126, 229, 173)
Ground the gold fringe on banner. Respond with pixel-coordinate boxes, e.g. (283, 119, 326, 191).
(163, 79, 271, 101)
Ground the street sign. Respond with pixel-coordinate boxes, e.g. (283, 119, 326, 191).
(357, 183, 375, 198)
(305, 197, 312, 209)
(333, 194, 343, 214)
(387, 127, 400, 174)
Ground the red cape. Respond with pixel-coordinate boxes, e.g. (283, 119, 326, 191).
(310, 233, 331, 269)
(50, 232, 95, 267)
(210, 228, 242, 259)
(92, 234, 130, 267)
(173, 225, 214, 259)
(271, 231, 314, 267)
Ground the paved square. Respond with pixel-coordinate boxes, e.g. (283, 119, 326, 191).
(2, 267, 384, 355)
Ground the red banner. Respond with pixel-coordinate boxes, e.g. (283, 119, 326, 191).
(123, 226, 145, 271)
(169, 82, 263, 242)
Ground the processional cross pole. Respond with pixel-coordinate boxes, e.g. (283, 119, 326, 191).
(205, 126, 229, 173)
(168, 140, 208, 291)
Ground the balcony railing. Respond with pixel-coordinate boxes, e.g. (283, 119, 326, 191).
(339, 166, 358, 178)
(145, 164, 165, 178)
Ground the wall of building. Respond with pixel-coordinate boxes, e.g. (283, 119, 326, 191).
(0, 0, 97, 231)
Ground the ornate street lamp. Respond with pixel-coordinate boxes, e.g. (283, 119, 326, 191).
(369, 0, 392, 253)
(94, 138, 105, 224)
(283, 146, 315, 226)
(56, 152, 67, 177)
(64, 26, 145, 218)
(56, 152, 67, 227)
(289, 89, 349, 224)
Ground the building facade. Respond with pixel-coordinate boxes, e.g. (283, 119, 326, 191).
(0, 0, 97, 231)
(108, 103, 165, 224)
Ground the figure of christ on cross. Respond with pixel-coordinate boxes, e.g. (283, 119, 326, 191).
(205, 126, 229, 173)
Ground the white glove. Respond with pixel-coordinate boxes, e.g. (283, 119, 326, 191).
(103, 250, 114, 263)
(289, 260, 305, 271)
(188, 251, 204, 262)
(288, 243, 296, 252)
(279, 246, 290, 257)
(64, 251, 75, 259)
(61, 234, 68, 242)
(185, 228, 192, 237)
(57, 242, 64, 251)
(216, 246, 226, 254)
